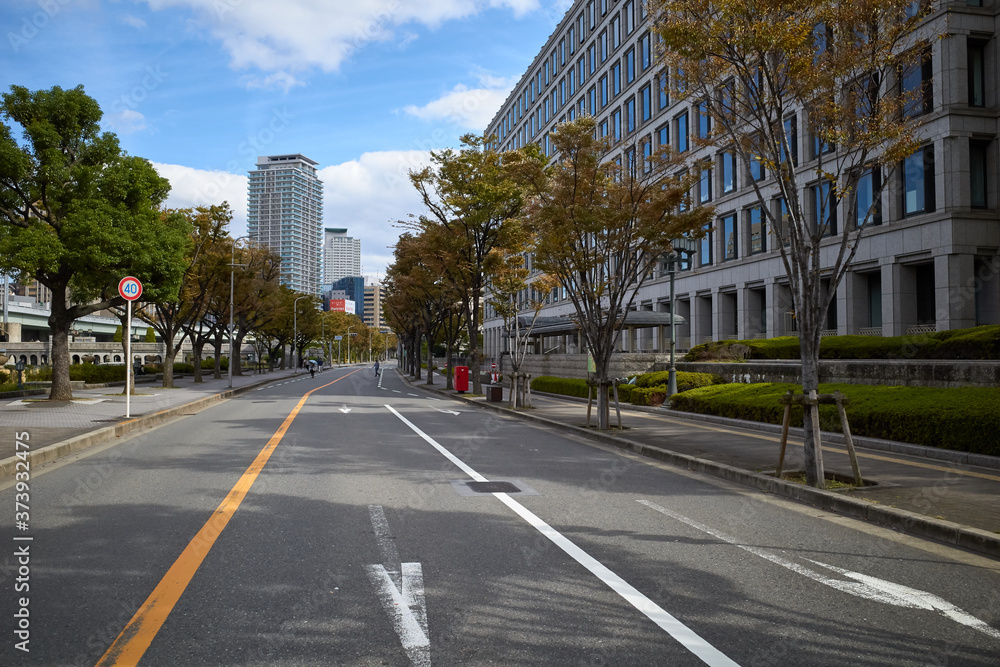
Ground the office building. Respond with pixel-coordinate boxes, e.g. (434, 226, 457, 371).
(247, 154, 324, 296)
(482, 0, 1000, 361)
(322, 276, 365, 317)
(323, 228, 362, 284)
(364, 284, 386, 331)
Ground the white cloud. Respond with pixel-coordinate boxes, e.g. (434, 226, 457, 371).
(243, 71, 303, 93)
(152, 162, 249, 235)
(403, 74, 519, 131)
(140, 0, 547, 87)
(121, 15, 148, 29)
(105, 109, 147, 134)
(319, 149, 436, 281)
(152, 150, 439, 280)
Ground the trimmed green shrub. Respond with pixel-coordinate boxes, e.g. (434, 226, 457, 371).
(670, 382, 1000, 456)
(684, 325, 1000, 361)
(631, 385, 668, 407)
(532, 371, 721, 405)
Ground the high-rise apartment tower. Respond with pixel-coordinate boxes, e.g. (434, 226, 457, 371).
(323, 228, 362, 283)
(247, 154, 324, 295)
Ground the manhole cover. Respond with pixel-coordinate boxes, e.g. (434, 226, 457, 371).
(466, 481, 521, 494)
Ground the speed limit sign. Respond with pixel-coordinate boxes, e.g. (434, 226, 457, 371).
(118, 276, 143, 301)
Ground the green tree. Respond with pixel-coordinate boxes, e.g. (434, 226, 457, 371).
(0, 85, 188, 399)
(653, 0, 935, 485)
(410, 134, 528, 395)
(514, 117, 712, 429)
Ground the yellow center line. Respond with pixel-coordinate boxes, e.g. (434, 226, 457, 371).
(95, 370, 361, 667)
(621, 409, 1000, 483)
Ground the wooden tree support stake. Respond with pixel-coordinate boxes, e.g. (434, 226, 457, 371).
(776, 390, 863, 489)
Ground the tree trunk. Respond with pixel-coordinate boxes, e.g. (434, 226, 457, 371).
(425, 336, 434, 385)
(47, 294, 74, 401)
(192, 339, 205, 383)
(800, 334, 823, 487)
(233, 331, 247, 377)
(212, 332, 223, 379)
(467, 296, 482, 395)
(445, 345, 454, 390)
(161, 331, 176, 388)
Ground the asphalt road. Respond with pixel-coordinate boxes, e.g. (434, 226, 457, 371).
(2, 364, 998, 666)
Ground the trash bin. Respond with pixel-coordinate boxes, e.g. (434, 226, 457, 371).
(454, 366, 469, 393)
(486, 385, 503, 402)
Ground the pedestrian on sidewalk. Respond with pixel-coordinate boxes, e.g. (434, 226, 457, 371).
(374, 360, 381, 377)
(309, 361, 316, 378)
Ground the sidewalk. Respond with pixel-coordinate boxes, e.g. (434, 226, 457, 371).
(401, 374, 1000, 560)
(0, 367, 310, 464)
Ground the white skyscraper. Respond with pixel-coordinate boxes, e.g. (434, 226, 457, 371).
(247, 154, 324, 295)
(323, 228, 362, 283)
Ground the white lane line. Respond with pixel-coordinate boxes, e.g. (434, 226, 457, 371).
(637, 500, 1000, 641)
(385, 405, 738, 667)
(408, 393, 418, 397)
(367, 505, 431, 666)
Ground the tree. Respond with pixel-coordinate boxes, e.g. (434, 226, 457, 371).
(486, 244, 558, 408)
(0, 85, 189, 399)
(410, 134, 528, 395)
(653, 0, 935, 485)
(514, 117, 712, 429)
(138, 204, 230, 388)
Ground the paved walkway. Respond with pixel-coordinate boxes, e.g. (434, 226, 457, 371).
(400, 373, 1000, 558)
(0, 367, 313, 460)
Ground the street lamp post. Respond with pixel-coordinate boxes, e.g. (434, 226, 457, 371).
(347, 325, 354, 364)
(667, 238, 698, 396)
(293, 295, 308, 373)
(228, 235, 249, 389)
(368, 330, 373, 363)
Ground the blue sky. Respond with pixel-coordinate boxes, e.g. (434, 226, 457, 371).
(1, 0, 571, 280)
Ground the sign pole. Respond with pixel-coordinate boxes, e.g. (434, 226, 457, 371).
(126, 299, 132, 418)
(118, 276, 143, 420)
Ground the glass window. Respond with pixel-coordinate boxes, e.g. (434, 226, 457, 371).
(723, 214, 738, 260)
(568, 73, 575, 97)
(677, 111, 689, 152)
(657, 124, 669, 148)
(588, 86, 596, 114)
(588, 44, 596, 74)
(643, 138, 653, 173)
(600, 118, 609, 138)
(624, 1, 635, 34)
(813, 180, 836, 236)
(749, 206, 766, 254)
(600, 75, 608, 108)
(568, 27, 575, 53)
(855, 168, 881, 226)
(776, 198, 790, 245)
(612, 108, 622, 140)
(578, 57, 585, 86)
(658, 70, 669, 110)
(625, 98, 636, 134)
(640, 33, 651, 71)
(903, 146, 935, 216)
(611, 15, 621, 49)
(700, 166, 712, 203)
(600, 31, 608, 62)
(625, 48, 635, 83)
(640, 85, 652, 121)
(900, 49, 933, 118)
(612, 62, 621, 96)
(971, 140, 988, 209)
(700, 223, 713, 266)
(721, 152, 736, 193)
(781, 115, 798, 166)
(698, 99, 711, 139)
(969, 41, 985, 107)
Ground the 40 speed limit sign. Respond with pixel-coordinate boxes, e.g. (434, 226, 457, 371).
(118, 276, 143, 301)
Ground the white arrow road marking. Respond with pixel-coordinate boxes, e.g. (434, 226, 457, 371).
(435, 409, 460, 416)
(367, 505, 431, 666)
(385, 406, 737, 667)
(637, 499, 1000, 641)
(339, 407, 352, 414)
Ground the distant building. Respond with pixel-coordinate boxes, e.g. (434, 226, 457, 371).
(364, 284, 386, 331)
(323, 277, 365, 317)
(247, 154, 324, 296)
(323, 228, 362, 284)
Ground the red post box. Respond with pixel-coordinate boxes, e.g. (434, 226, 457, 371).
(454, 366, 469, 393)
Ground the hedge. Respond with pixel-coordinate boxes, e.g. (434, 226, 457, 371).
(531, 371, 722, 406)
(669, 382, 1000, 456)
(684, 325, 1000, 361)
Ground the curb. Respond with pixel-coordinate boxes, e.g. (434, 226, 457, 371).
(399, 374, 1000, 560)
(1, 373, 295, 479)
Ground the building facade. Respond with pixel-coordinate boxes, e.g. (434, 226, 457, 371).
(323, 276, 365, 317)
(482, 0, 1000, 362)
(247, 154, 324, 296)
(364, 284, 386, 331)
(323, 227, 362, 284)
